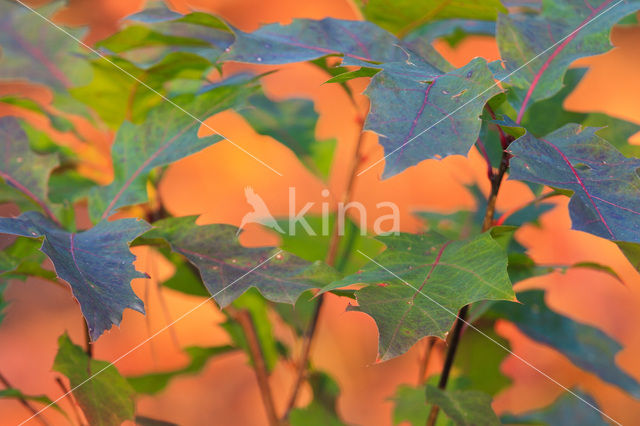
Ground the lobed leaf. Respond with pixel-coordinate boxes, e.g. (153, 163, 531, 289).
(141, 216, 340, 307)
(54, 334, 135, 426)
(508, 124, 640, 243)
(324, 232, 515, 359)
(492, 290, 640, 397)
(127, 345, 235, 395)
(495, 0, 640, 122)
(0, 211, 149, 340)
(88, 75, 259, 222)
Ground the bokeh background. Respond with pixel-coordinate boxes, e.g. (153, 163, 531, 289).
(1, 0, 640, 424)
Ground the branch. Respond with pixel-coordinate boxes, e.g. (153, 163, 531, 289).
(428, 140, 513, 426)
(231, 308, 280, 426)
(83, 321, 93, 358)
(0, 371, 51, 426)
(283, 113, 367, 419)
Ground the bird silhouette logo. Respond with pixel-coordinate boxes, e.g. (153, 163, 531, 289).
(237, 186, 285, 235)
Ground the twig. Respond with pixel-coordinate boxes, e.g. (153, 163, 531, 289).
(428, 139, 513, 426)
(282, 113, 367, 419)
(0, 371, 51, 426)
(231, 308, 280, 426)
(54, 377, 86, 426)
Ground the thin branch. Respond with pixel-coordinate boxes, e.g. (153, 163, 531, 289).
(0, 371, 51, 426)
(283, 113, 367, 419)
(428, 138, 513, 426)
(475, 138, 494, 181)
(54, 377, 86, 426)
(231, 308, 280, 426)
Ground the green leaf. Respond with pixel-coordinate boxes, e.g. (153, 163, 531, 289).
(501, 389, 607, 425)
(491, 290, 640, 397)
(276, 215, 385, 274)
(237, 94, 336, 178)
(88, 75, 259, 222)
(617, 241, 640, 272)
(54, 333, 135, 426)
(289, 372, 344, 426)
(72, 52, 211, 128)
(127, 345, 235, 394)
(323, 232, 515, 359)
(223, 289, 279, 371)
(324, 67, 380, 84)
(404, 19, 496, 48)
(425, 385, 500, 426)
(392, 385, 429, 426)
(495, 0, 640, 121)
(160, 250, 209, 297)
(0, 388, 67, 416)
(0, 117, 59, 210)
(102, 5, 233, 63)
(508, 124, 640, 243)
(359, 0, 505, 35)
(141, 216, 339, 307)
(48, 169, 97, 205)
(0, 211, 150, 340)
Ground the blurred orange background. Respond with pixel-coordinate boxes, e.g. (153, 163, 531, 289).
(1, 0, 640, 425)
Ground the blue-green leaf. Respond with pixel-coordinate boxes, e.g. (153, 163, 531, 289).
(508, 124, 640, 243)
(0, 211, 149, 340)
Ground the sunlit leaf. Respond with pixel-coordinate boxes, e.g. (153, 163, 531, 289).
(290, 372, 343, 426)
(508, 124, 640, 243)
(491, 290, 640, 397)
(54, 333, 135, 425)
(0, 212, 149, 340)
(0, 388, 67, 416)
(359, 0, 504, 35)
(323, 232, 515, 359)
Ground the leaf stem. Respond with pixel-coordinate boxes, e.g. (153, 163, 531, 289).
(283, 112, 367, 419)
(0, 371, 51, 426)
(428, 136, 513, 425)
(232, 308, 280, 426)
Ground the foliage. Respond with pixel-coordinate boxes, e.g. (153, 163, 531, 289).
(1, 0, 639, 424)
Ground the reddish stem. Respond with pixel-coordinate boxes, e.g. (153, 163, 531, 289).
(0, 170, 61, 226)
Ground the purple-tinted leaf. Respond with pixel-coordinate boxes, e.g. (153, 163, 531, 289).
(0, 1, 89, 90)
(323, 232, 515, 360)
(88, 75, 259, 222)
(508, 124, 640, 243)
(495, 0, 640, 122)
(366, 58, 501, 178)
(0, 211, 150, 340)
(143, 216, 339, 307)
(0, 117, 59, 214)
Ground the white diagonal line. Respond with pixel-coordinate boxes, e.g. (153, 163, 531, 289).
(17, 250, 284, 426)
(356, 249, 622, 426)
(357, 0, 623, 177)
(12, 0, 283, 177)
